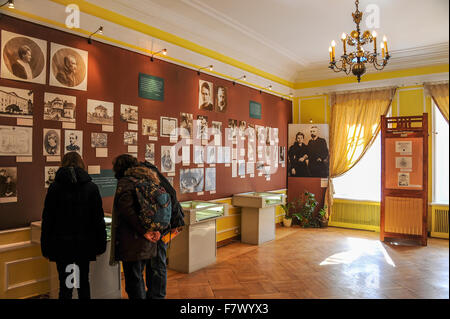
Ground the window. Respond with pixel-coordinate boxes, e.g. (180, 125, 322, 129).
(333, 132, 381, 202)
(433, 102, 449, 205)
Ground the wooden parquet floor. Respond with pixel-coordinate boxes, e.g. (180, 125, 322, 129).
(121, 226, 449, 299)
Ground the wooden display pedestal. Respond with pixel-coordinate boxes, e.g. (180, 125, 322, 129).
(240, 206, 276, 245)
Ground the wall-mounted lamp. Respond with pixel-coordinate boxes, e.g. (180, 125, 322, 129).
(232, 75, 246, 86)
(0, 0, 14, 9)
(197, 65, 213, 75)
(150, 48, 167, 62)
(88, 26, 103, 44)
(289, 93, 294, 98)
(259, 85, 272, 94)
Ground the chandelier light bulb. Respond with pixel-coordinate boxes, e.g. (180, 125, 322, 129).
(383, 35, 387, 42)
(331, 40, 336, 47)
(372, 31, 377, 38)
(341, 33, 347, 40)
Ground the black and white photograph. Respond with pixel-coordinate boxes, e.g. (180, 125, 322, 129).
(199, 80, 213, 111)
(0, 167, 17, 203)
(49, 43, 88, 91)
(145, 144, 155, 164)
(223, 146, 231, 164)
(120, 104, 138, 123)
(161, 145, 175, 173)
(206, 146, 216, 164)
(238, 161, 246, 176)
(194, 145, 204, 164)
(398, 172, 410, 187)
(205, 167, 216, 192)
(215, 86, 227, 113)
(256, 125, 265, 144)
(160, 116, 177, 138)
(142, 119, 158, 137)
(0, 125, 33, 156)
(44, 92, 76, 122)
(248, 124, 255, 141)
(396, 157, 412, 169)
(64, 130, 83, 156)
(124, 131, 138, 145)
(279, 146, 286, 164)
(273, 128, 279, 142)
(0, 86, 33, 118)
(1, 30, 47, 84)
(196, 115, 208, 140)
(91, 132, 108, 148)
(239, 120, 246, 137)
(216, 146, 224, 164)
(87, 99, 114, 125)
(180, 112, 193, 139)
(288, 124, 329, 178)
(44, 166, 58, 188)
(43, 128, 61, 156)
(180, 168, 204, 194)
(265, 126, 272, 145)
(228, 119, 237, 139)
(211, 121, 222, 136)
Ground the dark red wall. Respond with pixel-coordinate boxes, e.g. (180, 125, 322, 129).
(0, 16, 292, 230)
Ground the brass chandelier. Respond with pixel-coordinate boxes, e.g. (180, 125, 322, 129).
(328, 0, 390, 82)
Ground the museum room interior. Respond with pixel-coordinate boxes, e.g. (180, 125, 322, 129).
(0, 0, 448, 301)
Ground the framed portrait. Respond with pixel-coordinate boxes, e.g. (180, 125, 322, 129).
(161, 145, 175, 173)
(180, 168, 204, 194)
(64, 129, 83, 156)
(198, 80, 213, 111)
(49, 43, 88, 91)
(44, 166, 59, 188)
(0, 167, 17, 203)
(87, 99, 114, 125)
(228, 119, 237, 140)
(0, 86, 33, 118)
(211, 121, 222, 136)
(160, 116, 177, 138)
(196, 115, 208, 140)
(91, 132, 108, 148)
(238, 120, 246, 137)
(0, 125, 33, 156)
(142, 119, 158, 137)
(124, 132, 138, 145)
(215, 86, 227, 113)
(180, 112, 193, 139)
(44, 92, 76, 122)
(43, 128, 61, 156)
(120, 104, 138, 124)
(1, 30, 47, 84)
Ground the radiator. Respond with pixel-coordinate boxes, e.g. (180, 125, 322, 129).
(431, 206, 449, 239)
(329, 199, 380, 232)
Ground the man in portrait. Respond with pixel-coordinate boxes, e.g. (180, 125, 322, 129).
(199, 81, 213, 111)
(11, 45, 33, 80)
(56, 55, 78, 87)
(306, 126, 329, 177)
(215, 86, 227, 112)
(44, 130, 59, 155)
(66, 132, 80, 153)
(45, 168, 57, 187)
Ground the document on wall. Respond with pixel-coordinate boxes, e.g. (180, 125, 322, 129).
(96, 148, 108, 158)
(182, 146, 190, 166)
(231, 160, 237, 178)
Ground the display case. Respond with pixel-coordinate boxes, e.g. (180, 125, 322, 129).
(167, 201, 226, 274)
(232, 192, 286, 245)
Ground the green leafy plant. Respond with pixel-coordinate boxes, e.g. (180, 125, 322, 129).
(280, 202, 294, 219)
(292, 191, 323, 228)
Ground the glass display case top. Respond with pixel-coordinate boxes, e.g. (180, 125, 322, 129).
(181, 201, 225, 222)
(237, 192, 285, 205)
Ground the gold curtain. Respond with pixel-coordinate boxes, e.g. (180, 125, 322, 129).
(325, 88, 396, 219)
(425, 83, 449, 123)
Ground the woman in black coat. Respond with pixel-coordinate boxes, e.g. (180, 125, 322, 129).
(41, 152, 106, 299)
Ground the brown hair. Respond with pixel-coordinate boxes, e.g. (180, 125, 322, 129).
(113, 154, 139, 179)
(62, 152, 85, 170)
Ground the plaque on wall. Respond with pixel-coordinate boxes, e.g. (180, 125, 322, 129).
(139, 73, 164, 101)
(249, 101, 261, 119)
(0, 125, 33, 156)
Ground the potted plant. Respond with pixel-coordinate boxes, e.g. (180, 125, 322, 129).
(280, 202, 293, 227)
(318, 205, 328, 228)
(292, 191, 320, 228)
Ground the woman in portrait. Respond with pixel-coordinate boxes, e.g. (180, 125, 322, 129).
(288, 132, 310, 177)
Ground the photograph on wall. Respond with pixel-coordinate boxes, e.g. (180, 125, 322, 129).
(248, 124, 255, 141)
(142, 118, 158, 137)
(160, 116, 177, 138)
(228, 119, 237, 140)
(44, 92, 76, 122)
(120, 104, 138, 123)
(279, 146, 286, 164)
(161, 145, 175, 173)
(256, 125, 265, 144)
(223, 146, 231, 164)
(395, 157, 412, 170)
(91, 132, 108, 148)
(0, 125, 33, 156)
(398, 172, 410, 187)
(44, 166, 59, 188)
(288, 124, 329, 178)
(216, 147, 224, 164)
(43, 128, 61, 156)
(248, 145, 255, 162)
(395, 141, 412, 155)
(0, 167, 17, 203)
(215, 86, 227, 113)
(87, 99, 114, 125)
(196, 115, 208, 140)
(145, 144, 155, 164)
(49, 43, 88, 91)
(198, 80, 213, 111)
(273, 128, 279, 142)
(0, 86, 33, 118)
(238, 120, 246, 138)
(180, 112, 193, 139)
(124, 132, 138, 145)
(1, 30, 47, 84)
(238, 161, 246, 176)
(205, 167, 216, 192)
(211, 121, 222, 136)
(206, 146, 216, 164)
(265, 127, 272, 145)
(180, 168, 204, 194)
(64, 130, 83, 156)
(193, 145, 204, 164)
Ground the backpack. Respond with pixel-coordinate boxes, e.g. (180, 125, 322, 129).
(127, 176, 172, 232)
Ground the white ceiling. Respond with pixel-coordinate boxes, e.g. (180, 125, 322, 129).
(85, 0, 449, 83)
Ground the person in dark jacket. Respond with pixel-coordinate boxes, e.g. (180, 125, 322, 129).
(140, 160, 185, 299)
(40, 152, 106, 299)
(288, 132, 310, 177)
(307, 126, 329, 177)
(110, 154, 162, 299)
